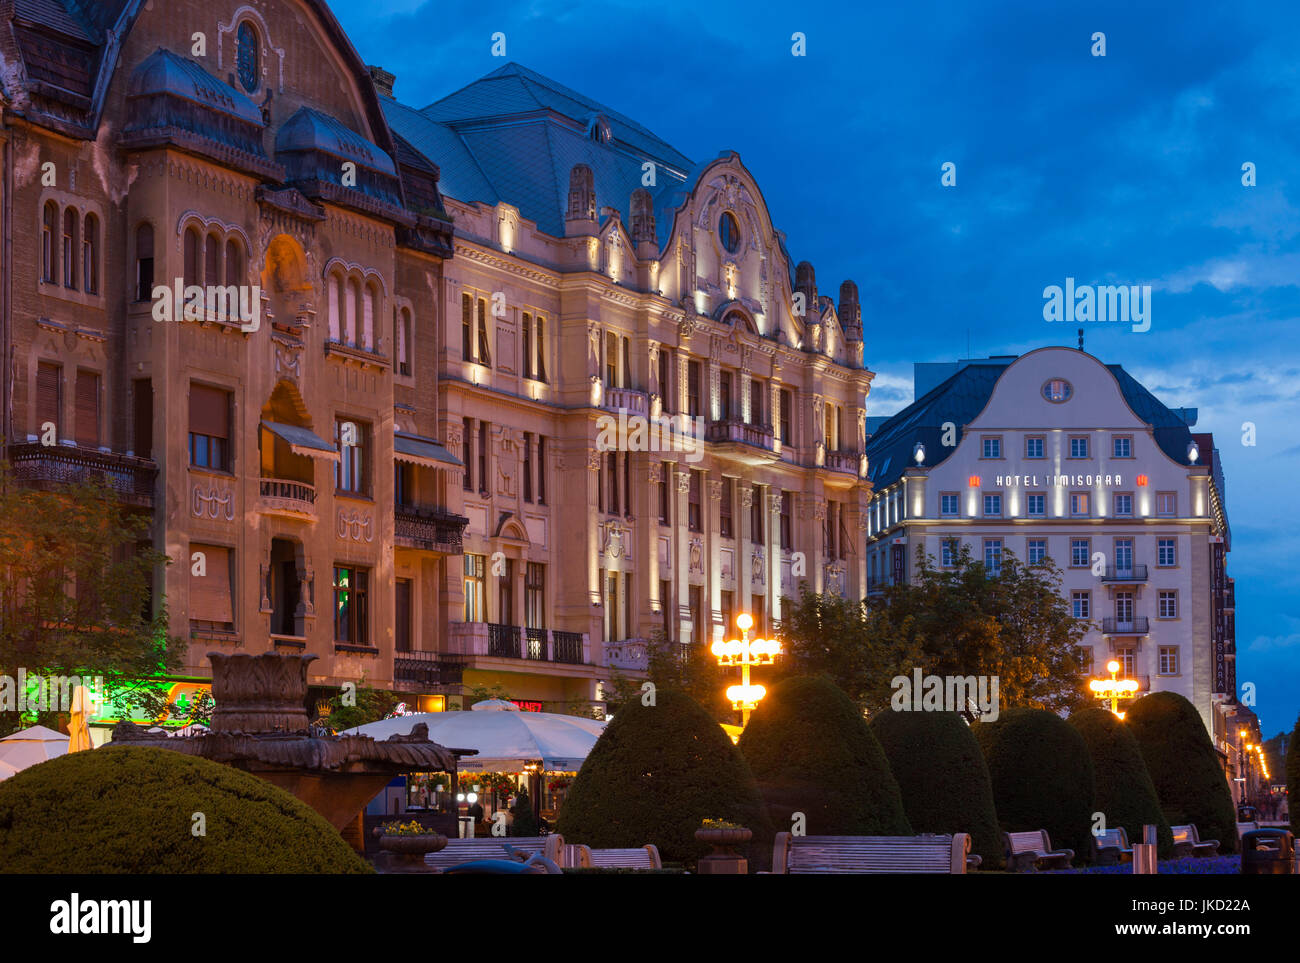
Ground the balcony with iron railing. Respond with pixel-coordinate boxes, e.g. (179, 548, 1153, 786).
(1101, 564, 1148, 583)
(393, 650, 465, 690)
(1101, 616, 1150, 635)
(394, 504, 469, 554)
(447, 622, 589, 666)
(8, 442, 157, 508)
(258, 477, 317, 518)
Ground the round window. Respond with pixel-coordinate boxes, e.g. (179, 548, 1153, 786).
(719, 211, 740, 254)
(1042, 378, 1073, 403)
(237, 22, 260, 94)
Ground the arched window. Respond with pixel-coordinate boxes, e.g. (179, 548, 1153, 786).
(42, 201, 57, 283)
(62, 207, 78, 289)
(204, 233, 221, 288)
(344, 277, 359, 346)
(396, 307, 411, 376)
(135, 223, 155, 302)
(327, 273, 342, 342)
(183, 227, 201, 290)
(82, 213, 99, 295)
(224, 238, 243, 287)
(361, 282, 376, 351)
(236, 22, 260, 94)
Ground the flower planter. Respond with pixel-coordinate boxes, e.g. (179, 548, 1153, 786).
(695, 827, 752, 875)
(374, 831, 447, 873)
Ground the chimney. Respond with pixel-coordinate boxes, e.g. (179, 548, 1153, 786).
(794, 261, 817, 315)
(630, 188, 656, 251)
(565, 164, 597, 235)
(368, 65, 395, 99)
(838, 280, 862, 340)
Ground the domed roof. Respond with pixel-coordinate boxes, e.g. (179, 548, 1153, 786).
(128, 48, 263, 127)
(275, 106, 396, 176)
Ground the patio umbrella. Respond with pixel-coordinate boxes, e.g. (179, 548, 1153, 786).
(0, 724, 69, 771)
(346, 701, 606, 772)
(0, 760, 18, 781)
(67, 685, 94, 754)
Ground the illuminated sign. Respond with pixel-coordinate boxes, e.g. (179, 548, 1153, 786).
(511, 700, 543, 713)
(992, 473, 1125, 488)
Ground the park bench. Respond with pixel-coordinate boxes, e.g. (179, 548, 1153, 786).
(1236, 821, 1259, 840)
(424, 835, 566, 871)
(770, 833, 976, 874)
(575, 844, 663, 869)
(1090, 827, 1133, 866)
(1004, 830, 1073, 872)
(1170, 824, 1219, 858)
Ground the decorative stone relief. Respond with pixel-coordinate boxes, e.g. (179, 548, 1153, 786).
(813, 498, 828, 522)
(751, 546, 766, 584)
(647, 462, 662, 483)
(602, 521, 628, 559)
(675, 471, 691, 495)
(740, 486, 754, 509)
(336, 509, 373, 542)
(767, 492, 782, 515)
(193, 482, 235, 521)
(587, 450, 602, 472)
(708, 479, 723, 500)
(689, 536, 704, 574)
(825, 562, 846, 597)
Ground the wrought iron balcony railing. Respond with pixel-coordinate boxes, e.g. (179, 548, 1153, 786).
(9, 442, 157, 508)
(1101, 616, 1150, 635)
(1101, 564, 1148, 582)
(394, 504, 468, 553)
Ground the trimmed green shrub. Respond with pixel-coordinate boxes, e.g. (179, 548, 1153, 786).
(1126, 692, 1238, 853)
(974, 707, 1095, 861)
(556, 689, 768, 864)
(739, 675, 910, 837)
(0, 746, 371, 873)
(1069, 707, 1173, 858)
(508, 787, 538, 837)
(871, 709, 1001, 867)
(1289, 716, 1300, 838)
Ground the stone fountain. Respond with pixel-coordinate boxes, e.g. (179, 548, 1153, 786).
(110, 653, 468, 837)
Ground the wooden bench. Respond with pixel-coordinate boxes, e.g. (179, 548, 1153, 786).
(771, 833, 975, 874)
(424, 835, 566, 871)
(575, 844, 662, 869)
(1090, 827, 1133, 866)
(1170, 824, 1219, 858)
(1004, 830, 1074, 872)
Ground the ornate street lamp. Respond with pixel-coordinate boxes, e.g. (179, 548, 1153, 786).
(711, 612, 781, 727)
(1088, 660, 1139, 718)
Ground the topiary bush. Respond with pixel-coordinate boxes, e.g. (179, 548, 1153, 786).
(974, 707, 1095, 862)
(0, 746, 371, 873)
(1289, 715, 1300, 839)
(508, 787, 538, 837)
(556, 688, 768, 865)
(1125, 692, 1238, 854)
(739, 675, 910, 839)
(871, 709, 1000, 867)
(1069, 707, 1173, 858)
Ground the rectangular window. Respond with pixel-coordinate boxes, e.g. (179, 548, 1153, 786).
(720, 477, 734, 538)
(1077, 646, 1094, 675)
(983, 539, 1003, 576)
(941, 538, 958, 568)
(1071, 538, 1090, 568)
(605, 332, 618, 387)
(1156, 492, 1176, 516)
(1027, 493, 1046, 517)
(535, 315, 547, 382)
(687, 361, 702, 417)
(688, 470, 702, 532)
(721, 591, 734, 636)
(940, 492, 959, 517)
(1069, 436, 1089, 458)
(1114, 493, 1133, 516)
(462, 418, 473, 491)
(1027, 538, 1047, 565)
(188, 383, 231, 471)
(335, 418, 369, 494)
(825, 501, 837, 558)
(526, 562, 545, 629)
(522, 313, 533, 380)
(132, 378, 153, 459)
(73, 370, 100, 448)
(752, 484, 765, 544)
(607, 452, 619, 515)
(190, 544, 235, 630)
(396, 309, 412, 376)
(1158, 590, 1178, 619)
(1113, 436, 1132, 458)
(333, 565, 370, 645)
(395, 578, 412, 653)
(1157, 538, 1176, 567)
(659, 463, 670, 524)
(1159, 646, 1178, 675)
(1071, 591, 1091, 619)
(1070, 491, 1090, 517)
(780, 389, 793, 443)
(36, 362, 62, 439)
(1117, 646, 1136, 677)
(1114, 538, 1134, 573)
(981, 436, 1001, 459)
(461, 293, 472, 360)
(982, 493, 1002, 517)
(689, 585, 703, 646)
(395, 462, 412, 507)
(536, 435, 546, 504)
(478, 421, 488, 494)
(658, 349, 671, 413)
(719, 371, 732, 421)
(1115, 592, 1135, 622)
(463, 554, 486, 622)
(523, 432, 533, 503)
(660, 579, 673, 642)
(1025, 436, 1044, 459)
(779, 491, 792, 551)
(476, 298, 492, 366)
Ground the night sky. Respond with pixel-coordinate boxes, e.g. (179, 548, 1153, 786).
(328, 0, 1300, 738)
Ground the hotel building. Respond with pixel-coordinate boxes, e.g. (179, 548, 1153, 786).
(0, 1, 874, 719)
(864, 347, 1238, 743)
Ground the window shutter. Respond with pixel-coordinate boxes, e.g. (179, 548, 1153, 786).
(189, 384, 229, 439)
(36, 363, 61, 435)
(74, 370, 99, 447)
(190, 545, 234, 624)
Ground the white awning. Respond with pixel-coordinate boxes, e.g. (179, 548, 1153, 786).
(394, 431, 464, 469)
(262, 421, 340, 462)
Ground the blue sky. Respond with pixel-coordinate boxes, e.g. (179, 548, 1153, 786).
(329, 0, 1300, 737)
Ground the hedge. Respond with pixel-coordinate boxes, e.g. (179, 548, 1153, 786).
(1069, 707, 1173, 858)
(974, 707, 1095, 861)
(0, 746, 371, 873)
(1125, 692, 1238, 853)
(556, 688, 769, 864)
(872, 709, 1001, 867)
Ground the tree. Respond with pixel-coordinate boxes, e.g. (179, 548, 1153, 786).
(1125, 692, 1238, 853)
(0, 471, 181, 736)
(872, 709, 1002, 867)
(1068, 707, 1172, 857)
(1288, 715, 1300, 838)
(509, 787, 538, 837)
(314, 679, 399, 732)
(739, 675, 911, 837)
(556, 688, 768, 865)
(604, 629, 733, 723)
(974, 707, 1096, 861)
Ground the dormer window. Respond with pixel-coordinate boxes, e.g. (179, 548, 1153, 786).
(237, 22, 260, 94)
(586, 113, 611, 143)
(719, 211, 740, 253)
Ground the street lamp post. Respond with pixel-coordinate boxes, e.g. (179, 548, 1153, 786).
(711, 613, 780, 728)
(1088, 660, 1139, 718)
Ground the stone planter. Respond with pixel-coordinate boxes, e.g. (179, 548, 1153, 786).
(695, 827, 752, 875)
(375, 831, 447, 873)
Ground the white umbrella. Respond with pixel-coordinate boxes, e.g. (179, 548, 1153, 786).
(0, 760, 18, 781)
(346, 701, 605, 772)
(67, 685, 93, 754)
(0, 724, 69, 771)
